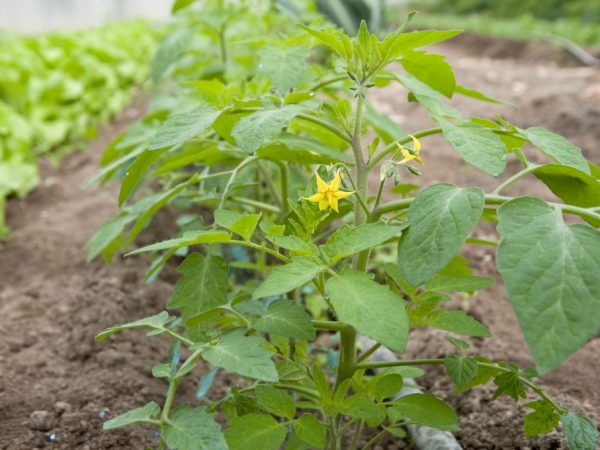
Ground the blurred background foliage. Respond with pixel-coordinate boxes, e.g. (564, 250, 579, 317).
(417, 0, 600, 23)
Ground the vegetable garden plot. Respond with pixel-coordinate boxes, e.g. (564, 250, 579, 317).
(0, 20, 157, 239)
(87, 1, 600, 449)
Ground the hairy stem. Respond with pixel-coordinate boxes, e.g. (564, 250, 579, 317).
(218, 156, 258, 209)
(492, 163, 540, 194)
(373, 194, 600, 224)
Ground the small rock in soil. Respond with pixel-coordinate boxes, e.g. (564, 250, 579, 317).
(29, 410, 55, 431)
(54, 401, 72, 415)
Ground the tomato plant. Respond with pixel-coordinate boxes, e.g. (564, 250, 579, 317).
(91, 1, 600, 449)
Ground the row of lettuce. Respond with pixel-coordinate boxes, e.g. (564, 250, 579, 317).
(0, 20, 157, 239)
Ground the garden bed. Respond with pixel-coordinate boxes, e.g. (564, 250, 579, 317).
(1, 35, 599, 449)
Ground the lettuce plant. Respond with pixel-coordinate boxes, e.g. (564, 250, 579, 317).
(0, 20, 157, 239)
(92, 2, 600, 449)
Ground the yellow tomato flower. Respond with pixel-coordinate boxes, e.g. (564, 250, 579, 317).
(304, 171, 354, 212)
(397, 135, 424, 166)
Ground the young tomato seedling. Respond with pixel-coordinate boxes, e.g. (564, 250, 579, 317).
(91, 2, 600, 449)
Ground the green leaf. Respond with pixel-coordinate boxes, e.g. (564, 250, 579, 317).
(95, 312, 172, 341)
(561, 411, 599, 450)
(259, 45, 308, 95)
(163, 405, 227, 450)
(523, 127, 589, 174)
(167, 253, 228, 324)
(171, 0, 195, 12)
(454, 356, 501, 393)
(492, 370, 526, 401)
(326, 270, 409, 352)
(445, 355, 478, 389)
(255, 384, 296, 419)
(397, 183, 484, 285)
(124, 177, 199, 248)
(266, 235, 318, 256)
(364, 101, 405, 144)
(150, 107, 220, 150)
(322, 222, 406, 263)
(118, 149, 164, 205)
(497, 197, 600, 373)
(232, 105, 303, 153)
(225, 414, 287, 450)
(298, 25, 353, 61)
(341, 394, 386, 426)
(425, 275, 495, 293)
(454, 84, 506, 104)
(441, 122, 507, 176)
(374, 373, 404, 402)
(103, 402, 160, 429)
(401, 51, 455, 97)
(152, 29, 192, 82)
(127, 229, 231, 255)
(257, 134, 352, 164)
(391, 393, 460, 431)
(202, 329, 278, 382)
(253, 257, 325, 299)
(384, 263, 418, 297)
(396, 74, 461, 119)
(86, 212, 135, 262)
(445, 336, 470, 352)
(426, 310, 491, 337)
(387, 30, 462, 56)
(253, 300, 315, 340)
(533, 164, 600, 225)
(523, 400, 560, 437)
(294, 413, 326, 449)
(214, 209, 261, 241)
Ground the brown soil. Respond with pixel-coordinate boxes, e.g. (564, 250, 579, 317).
(1, 34, 599, 449)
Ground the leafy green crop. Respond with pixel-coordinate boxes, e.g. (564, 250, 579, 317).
(92, 1, 599, 448)
(0, 20, 157, 239)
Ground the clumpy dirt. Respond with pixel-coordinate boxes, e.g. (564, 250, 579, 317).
(1, 34, 599, 449)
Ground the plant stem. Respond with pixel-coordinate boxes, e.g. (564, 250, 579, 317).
(229, 196, 280, 213)
(309, 75, 348, 92)
(297, 113, 353, 144)
(338, 165, 371, 216)
(336, 418, 359, 438)
(256, 161, 283, 209)
(219, 156, 258, 209)
(351, 91, 372, 273)
(366, 127, 442, 170)
(373, 177, 386, 213)
(492, 164, 540, 194)
(373, 194, 600, 223)
(477, 362, 566, 414)
(349, 420, 364, 450)
(336, 324, 357, 386)
(357, 357, 566, 416)
(485, 194, 600, 223)
(228, 239, 290, 262)
(219, 26, 227, 63)
(162, 328, 195, 347)
(160, 378, 180, 425)
(274, 160, 289, 216)
(356, 343, 382, 363)
(230, 107, 352, 144)
(313, 320, 349, 332)
(351, 93, 368, 230)
(362, 428, 387, 450)
(275, 383, 320, 400)
(356, 359, 444, 370)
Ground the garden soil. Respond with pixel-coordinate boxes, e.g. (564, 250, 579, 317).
(1, 35, 599, 449)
